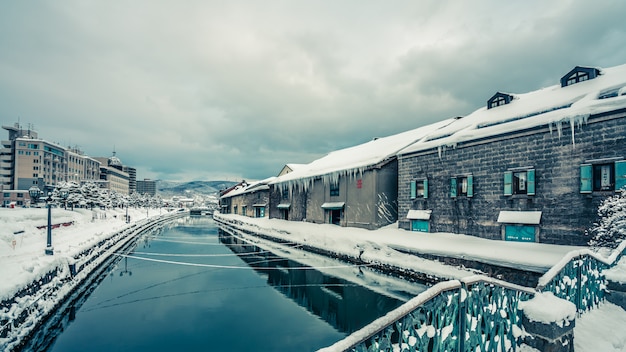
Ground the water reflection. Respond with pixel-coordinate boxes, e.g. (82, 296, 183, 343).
(219, 229, 427, 334)
(19, 217, 427, 352)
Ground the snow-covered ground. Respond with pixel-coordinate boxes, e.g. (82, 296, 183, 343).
(0, 207, 167, 301)
(1, 208, 625, 350)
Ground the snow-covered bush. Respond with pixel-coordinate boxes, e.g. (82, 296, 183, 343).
(588, 191, 626, 249)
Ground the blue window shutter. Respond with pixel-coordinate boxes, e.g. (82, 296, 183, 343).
(423, 178, 429, 199)
(580, 164, 592, 193)
(467, 175, 474, 197)
(410, 181, 416, 199)
(504, 171, 513, 196)
(450, 177, 457, 198)
(527, 169, 536, 196)
(616, 161, 626, 191)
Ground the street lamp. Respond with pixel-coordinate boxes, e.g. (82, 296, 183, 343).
(44, 189, 69, 256)
(28, 186, 41, 207)
(59, 187, 69, 210)
(45, 192, 54, 255)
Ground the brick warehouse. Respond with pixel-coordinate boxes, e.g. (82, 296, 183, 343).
(397, 65, 626, 246)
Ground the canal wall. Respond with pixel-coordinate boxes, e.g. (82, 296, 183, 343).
(0, 211, 188, 352)
(215, 215, 457, 285)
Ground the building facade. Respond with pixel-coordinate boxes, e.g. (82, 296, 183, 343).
(220, 179, 274, 218)
(136, 178, 157, 196)
(397, 65, 626, 246)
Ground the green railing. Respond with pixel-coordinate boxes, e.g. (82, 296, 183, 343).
(321, 241, 626, 352)
(320, 276, 534, 352)
(536, 240, 626, 313)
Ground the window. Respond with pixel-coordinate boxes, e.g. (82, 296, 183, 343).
(489, 97, 507, 109)
(581, 161, 626, 193)
(281, 188, 289, 200)
(410, 179, 428, 199)
(330, 182, 339, 197)
(504, 169, 535, 196)
(3, 193, 9, 197)
(242, 206, 247, 216)
(566, 72, 589, 86)
(450, 175, 473, 198)
(17, 193, 23, 198)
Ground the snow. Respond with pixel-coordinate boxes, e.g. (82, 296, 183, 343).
(270, 118, 456, 191)
(605, 257, 626, 284)
(0, 207, 167, 302)
(518, 291, 576, 327)
(575, 301, 626, 352)
(406, 209, 432, 220)
(399, 63, 626, 156)
(497, 211, 542, 225)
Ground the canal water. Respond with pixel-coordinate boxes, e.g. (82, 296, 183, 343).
(36, 217, 427, 352)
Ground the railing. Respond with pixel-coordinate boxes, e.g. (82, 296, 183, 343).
(322, 241, 626, 352)
(536, 240, 626, 313)
(320, 276, 534, 352)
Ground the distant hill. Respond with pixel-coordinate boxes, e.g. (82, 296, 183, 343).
(157, 180, 239, 196)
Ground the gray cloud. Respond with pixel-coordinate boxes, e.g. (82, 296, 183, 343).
(1, 0, 625, 182)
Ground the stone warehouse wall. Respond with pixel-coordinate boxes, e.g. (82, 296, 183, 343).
(398, 109, 626, 245)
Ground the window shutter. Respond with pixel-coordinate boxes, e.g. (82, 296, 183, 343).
(580, 164, 592, 193)
(467, 175, 474, 198)
(504, 171, 513, 196)
(616, 160, 626, 191)
(410, 180, 416, 199)
(450, 177, 457, 198)
(423, 178, 429, 199)
(527, 169, 536, 196)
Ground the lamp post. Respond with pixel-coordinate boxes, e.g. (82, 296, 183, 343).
(45, 192, 54, 255)
(43, 188, 69, 256)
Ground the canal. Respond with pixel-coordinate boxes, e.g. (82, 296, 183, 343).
(30, 217, 428, 352)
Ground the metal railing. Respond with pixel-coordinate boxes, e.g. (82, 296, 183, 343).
(320, 276, 534, 352)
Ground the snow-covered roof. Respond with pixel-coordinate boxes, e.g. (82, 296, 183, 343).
(220, 176, 276, 199)
(399, 63, 626, 156)
(272, 118, 455, 188)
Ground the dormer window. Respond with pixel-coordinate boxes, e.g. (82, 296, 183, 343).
(560, 66, 600, 87)
(487, 92, 514, 109)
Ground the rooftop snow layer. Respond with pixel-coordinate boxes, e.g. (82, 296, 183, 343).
(399, 63, 626, 156)
(272, 118, 455, 186)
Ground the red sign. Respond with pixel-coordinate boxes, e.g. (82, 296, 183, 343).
(357, 179, 362, 189)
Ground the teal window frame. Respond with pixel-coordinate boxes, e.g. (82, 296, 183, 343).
(450, 175, 473, 198)
(410, 179, 428, 199)
(581, 160, 626, 193)
(504, 169, 535, 196)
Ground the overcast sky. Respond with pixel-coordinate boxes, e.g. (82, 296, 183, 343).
(1, 1, 625, 182)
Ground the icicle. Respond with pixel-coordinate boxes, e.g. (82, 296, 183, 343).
(570, 117, 576, 149)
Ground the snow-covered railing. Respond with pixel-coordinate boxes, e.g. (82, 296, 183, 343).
(320, 276, 534, 352)
(536, 241, 626, 313)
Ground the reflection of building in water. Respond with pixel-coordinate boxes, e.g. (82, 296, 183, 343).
(219, 230, 404, 334)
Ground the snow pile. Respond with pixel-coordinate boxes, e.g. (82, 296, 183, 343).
(0, 207, 165, 301)
(604, 257, 626, 284)
(519, 292, 576, 327)
(575, 302, 626, 352)
(215, 213, 582, 276)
